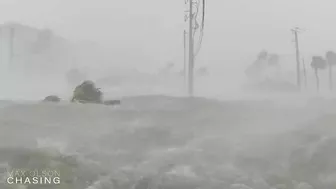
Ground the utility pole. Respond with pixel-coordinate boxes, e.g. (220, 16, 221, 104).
(0, 28, 2, 68)
(188, 0, 195, 96)
(291, 27, 302, 89)
(302, 58, 307, 88)
(9, 27, 14, 68)
(328, 59, 333, 91)
(184, 0, 205, 96)
(183, 30, 187, 87)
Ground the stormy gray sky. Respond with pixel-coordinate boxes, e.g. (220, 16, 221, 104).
(0, 0, 335, 72)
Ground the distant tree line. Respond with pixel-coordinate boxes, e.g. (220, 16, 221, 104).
(245, 50, 280, 81)
(245, 50, 336, 92)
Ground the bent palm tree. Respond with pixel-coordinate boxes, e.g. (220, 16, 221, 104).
(311, 56, 327, 91)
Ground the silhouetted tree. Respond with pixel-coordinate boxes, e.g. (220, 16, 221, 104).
(165, 62, 174, 70)
(311, 56, 327, 91)
(268, 54, 280, 66)
(257, 50, 268, 61)
(245, 50, 268, 78)
(253, 50, 268, 67)
(160, 62, 174, 75)
(196, 67, 208, 77)
(325, 51, 336, 91)
(33, 29, 53, 53)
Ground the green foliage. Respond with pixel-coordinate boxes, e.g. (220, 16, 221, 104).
(71, 81, 102, 103)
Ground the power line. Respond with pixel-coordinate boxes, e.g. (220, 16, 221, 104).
(188, 0, 194, 96)
(194, 0, 205, 57)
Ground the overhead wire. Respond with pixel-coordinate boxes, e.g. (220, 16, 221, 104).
(193, 0, 205, 58)
(183, 0, 205, 60)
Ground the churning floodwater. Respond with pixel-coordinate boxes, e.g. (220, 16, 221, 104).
(0, 95, 335, 189)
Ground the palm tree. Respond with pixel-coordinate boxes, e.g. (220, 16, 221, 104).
(311, 56, 327, 91)
(245, 50, 268, 77)
(325, 51, 336, 91)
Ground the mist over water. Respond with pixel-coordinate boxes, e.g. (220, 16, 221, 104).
(1, 68, 336, 188)
(0, 95, 336, 189)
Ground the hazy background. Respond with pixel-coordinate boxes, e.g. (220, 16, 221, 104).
(0, 0, 335, 99)
(1, 0, 334, 57)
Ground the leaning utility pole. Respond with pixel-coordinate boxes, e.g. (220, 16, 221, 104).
(187, 0, 195, 96)
(291, 27, 302, 89)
